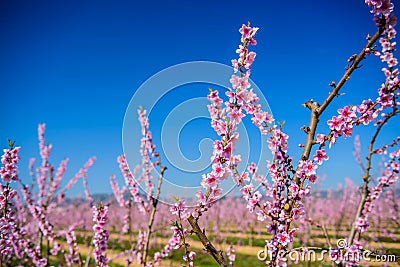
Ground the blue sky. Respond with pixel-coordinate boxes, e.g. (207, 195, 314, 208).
(1, 0, 399, 197)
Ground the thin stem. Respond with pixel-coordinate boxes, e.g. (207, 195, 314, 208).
(142, 164, 166, 266)
(84, 242, 93, 267)
(46, 238, 50, 267)
(178, 212, 192, 266)
(128, 197, 132, 244)
(321, 225, 333, 248)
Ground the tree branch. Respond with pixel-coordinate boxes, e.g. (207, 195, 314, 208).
(187, 215, 231, 267)
(293, 27, 384, 185)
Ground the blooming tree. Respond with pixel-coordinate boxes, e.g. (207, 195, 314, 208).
(178, 0, 399, 266)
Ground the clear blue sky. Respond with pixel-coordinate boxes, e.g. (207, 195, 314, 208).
(1, 0, 399, 196)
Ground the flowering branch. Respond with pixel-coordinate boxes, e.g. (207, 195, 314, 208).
(348, 109, 399, 244)
(92, 203, 110, 267)
(294, 26, 384, 186)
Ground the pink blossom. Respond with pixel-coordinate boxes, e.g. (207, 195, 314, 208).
(313, 149, 329, 165)
(231, 59, 239, 73)
(308, 175, 318, 184)
(355, 217, 370, 233)
(247, 162, 258, 174)
(365, 0, 394, 17)
(92, 205, 109, 267)
(226, 246, 236, 264)
(327, 116, 342, 131)
(239, 24, 259, 45)
(276, 232, 290, 246)
(0, 147, 21, 183)
(244, 51, 256, 69)
(227, 106, 245, 125)
(298, 160, 318, 177)
(170, 199, 188, 218)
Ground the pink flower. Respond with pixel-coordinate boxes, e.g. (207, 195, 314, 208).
(327, 116, 342, 131)
(227, 246, 236, 264)
(230, 75, 240, 89)
(365, 0, 394, 17)
(238, 76, 251, 89)
(391, 161, 399, 171)
(244, 52, 256, 69)
(170, 199, 187, 217)
(313, 149, 329, 165)
(239, 24, 252, 38)
(211, 120, 227, 136)
(316, 133, 325, 144)
(227, 106, 245, 125)
(338, 106, 356, 122)
(355, 217, 370, 233)
(188, 251, 196, 261)
(247, 162, 258, 174)
(276, 232, 290, 246)
(298, 160, 318, 177)
(239, 24, 259, 45)
(212, 163, 225, 178)
(308, 175, 318, 184)
(231, 59, 239, 73)
(201, 174, 218, 189)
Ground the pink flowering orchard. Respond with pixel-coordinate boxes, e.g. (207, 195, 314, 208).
(1, 0, 400, 266)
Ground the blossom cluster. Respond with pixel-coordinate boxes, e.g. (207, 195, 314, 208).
(116, 154, 148, 213)
(151, 226, 182, 266)
(135, 230, 146, 264)
(169, 199, 200, 266)
(327, 0, 399, 147)
(138, 108, 156, 202)
(200, 1, 398, 264)
(21, 185, 55, 241)
(365, 0, 394, 17)
(63, 157, 96, 193)
(92, 204, 110, 267)
(0, 146, 21, 183)
(110, 174, 126, 207)
(0, 123, 99, 266)
(226, 245, 236, 265)
(64, 228, 80, 266)
(19, 125, 97, 254)
(183, 251, 196, 266)
(232, 24, 259, 72)
(0, 185, 48, 266)
(197, 22, 275, 217)
(205, 22, 313, 266)
(139, 200, 191, 267)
